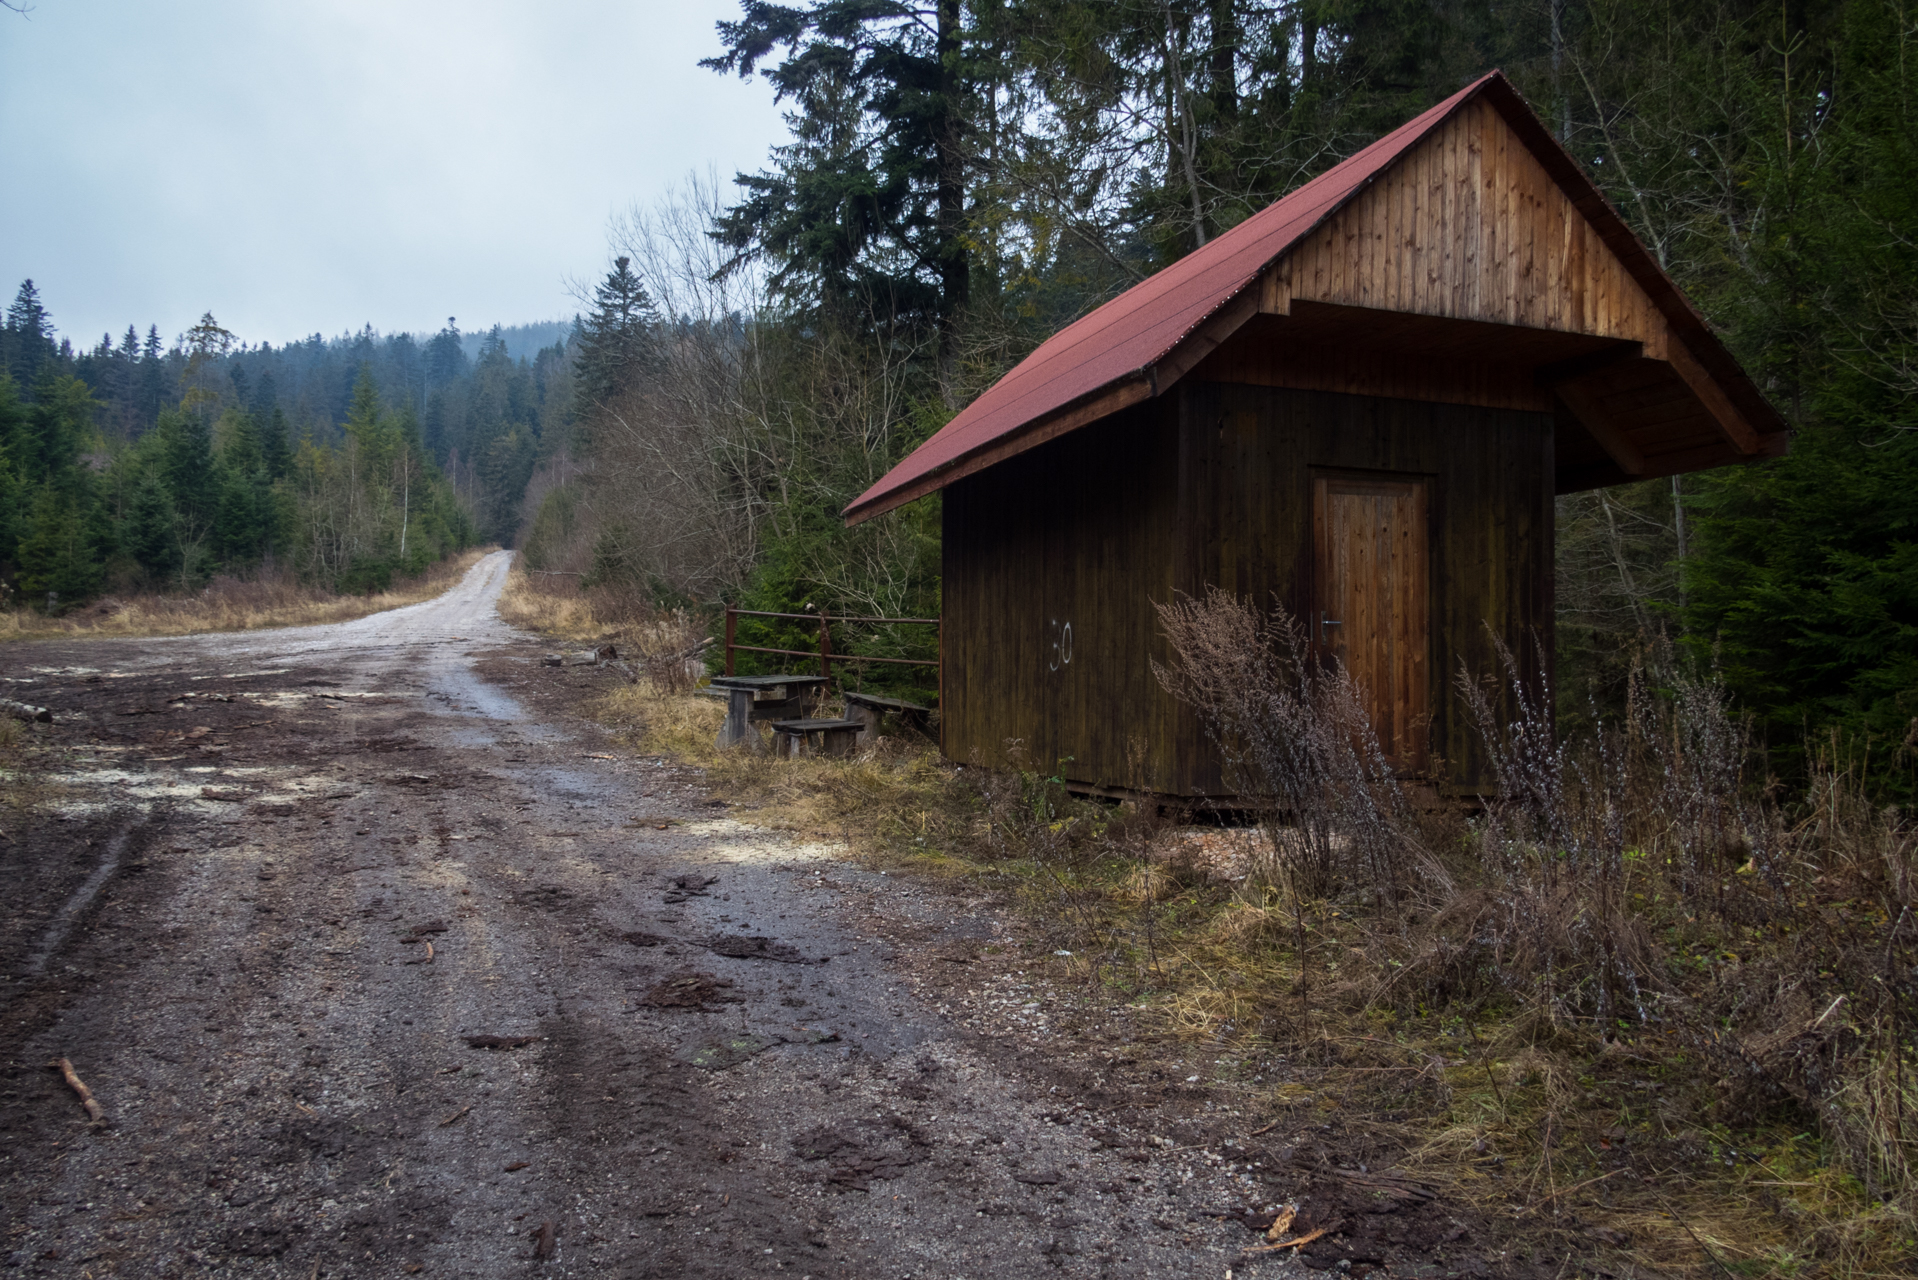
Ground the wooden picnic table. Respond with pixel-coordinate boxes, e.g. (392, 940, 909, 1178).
(709, 674, 829, 750)
(770, 717, 865, 758)
(841, 690, 933, 742)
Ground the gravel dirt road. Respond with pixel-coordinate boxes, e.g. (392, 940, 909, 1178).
(2, 552, 1525, 1279)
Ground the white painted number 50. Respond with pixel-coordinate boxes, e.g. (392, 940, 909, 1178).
(1049, 618, 1073, 672)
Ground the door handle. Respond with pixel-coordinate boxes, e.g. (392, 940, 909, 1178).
(1320, 613, 1343, 639)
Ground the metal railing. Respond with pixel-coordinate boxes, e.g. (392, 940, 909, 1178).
(722, 607, 941, 703)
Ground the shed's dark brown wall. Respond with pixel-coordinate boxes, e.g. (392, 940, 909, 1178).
(942, 383, 1554, 797)
(1180, 383, 1554, 793)
(942, 397, 1190, 789)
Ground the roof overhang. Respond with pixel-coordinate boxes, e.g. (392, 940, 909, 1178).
(844, 71, 1787, 526)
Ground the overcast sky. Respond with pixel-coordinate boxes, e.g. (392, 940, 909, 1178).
(0, 1, 788, 350)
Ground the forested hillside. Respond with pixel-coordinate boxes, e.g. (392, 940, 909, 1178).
(513, 0, 1917, 786)
(0, 295, 580, 606)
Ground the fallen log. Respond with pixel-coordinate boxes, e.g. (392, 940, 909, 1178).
(4, 699, 52, 724)
(49, 1057, 103, 1122)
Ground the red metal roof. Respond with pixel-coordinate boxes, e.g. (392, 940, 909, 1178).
(844, 76, 1497, 524)
(844, 71, 1783, 524)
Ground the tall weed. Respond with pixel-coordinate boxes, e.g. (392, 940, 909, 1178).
(1152, 588, 1435, 906)
(1150, 590, 1918, 1238)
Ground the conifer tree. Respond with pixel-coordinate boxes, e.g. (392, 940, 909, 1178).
(705, 0, 971, 365)
(572, 257, 657, 412)
(16, 485, 107, 608)
(6, 280, 55, 391)
(261, 405, 292, 480)
(123, 470, 179, 582)
(424, 318, 467, 390)
(137, 325, 167, 427)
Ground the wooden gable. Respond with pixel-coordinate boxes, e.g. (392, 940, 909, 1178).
(1187, 95, 1784, 492)
(1279, 96, 1659, 342)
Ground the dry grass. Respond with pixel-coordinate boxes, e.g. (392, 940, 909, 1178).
(575, 662, 1918, 1276)
(496, 570, 610, 642)
(0, 549, 491, 641)
(496, 569, 714, 691)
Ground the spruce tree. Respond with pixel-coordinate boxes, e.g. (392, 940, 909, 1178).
(152, 408, 217, 585)
(572, 257, 657, 412)
(16, 482, 110, 608)
(705, 0, 971, 362)
(6, 280, 55, 391)
(137, 325, 167, 428)
(124, 471, 179, 582)
(261, 405, 292, 480)
(114, 326, 141, 436)
(424, 318, 467, 390)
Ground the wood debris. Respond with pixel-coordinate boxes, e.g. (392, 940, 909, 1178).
(49, 1057, 104, 1122)
(1243, 1223, 1335, 1256)
(438, 1104, 472, 1127)
(532, 1219, 556, 1259)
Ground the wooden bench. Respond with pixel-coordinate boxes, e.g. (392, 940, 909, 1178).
(770, 718, 865, 759)
(841, 691, 933, 743)
(710, 675, 829, 751)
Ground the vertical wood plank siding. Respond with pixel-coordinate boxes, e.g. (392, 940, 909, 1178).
(1314, 475, 1431, 774)
(1279, 98, 1662, 352)
(943, 385, 1553, 798)
(942, 398, 1190, 789)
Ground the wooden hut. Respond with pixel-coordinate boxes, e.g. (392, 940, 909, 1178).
(843, 71, 1788, 799)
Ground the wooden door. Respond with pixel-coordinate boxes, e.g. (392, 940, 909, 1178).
(1312, 474, 1430, 774)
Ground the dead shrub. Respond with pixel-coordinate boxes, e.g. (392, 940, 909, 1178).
(1144, 591, 1918, 1260)
(1153, 588, 1438, 907)
(628, 609, 711, 695)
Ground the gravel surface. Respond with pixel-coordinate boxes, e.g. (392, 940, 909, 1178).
(1, 552, 1535, 1278)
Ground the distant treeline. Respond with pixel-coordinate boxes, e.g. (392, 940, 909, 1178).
(0, 286, 584, 607)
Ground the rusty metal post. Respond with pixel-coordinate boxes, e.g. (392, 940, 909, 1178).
(818, 612, 832, 681)
(724, 607, 736, 677)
